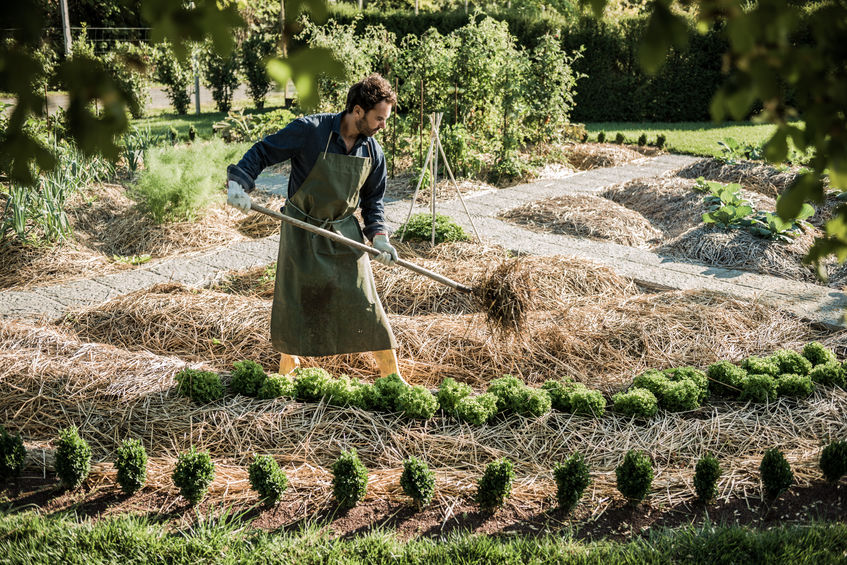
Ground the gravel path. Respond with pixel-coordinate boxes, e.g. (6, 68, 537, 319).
(3, 153, 846, 328)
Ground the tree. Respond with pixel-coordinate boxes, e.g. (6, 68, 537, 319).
(581, 0, 847, 273)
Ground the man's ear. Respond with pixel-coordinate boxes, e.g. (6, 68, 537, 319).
(353, 105, 364, 118)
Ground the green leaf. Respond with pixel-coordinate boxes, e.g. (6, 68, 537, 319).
(638, 2, 688, 75)
(777, 174, 822, 221)
(764, 129, 788, 164)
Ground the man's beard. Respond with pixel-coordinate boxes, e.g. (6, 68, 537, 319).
(355, 116, 376, 137)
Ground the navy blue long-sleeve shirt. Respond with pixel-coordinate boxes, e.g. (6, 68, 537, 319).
(227, 111, 388, 240)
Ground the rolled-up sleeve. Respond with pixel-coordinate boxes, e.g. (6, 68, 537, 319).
(359, 144, 388, 241)
(227, 117, 310, 192)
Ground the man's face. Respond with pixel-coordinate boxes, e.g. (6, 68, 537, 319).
(354, 101, 392, 137)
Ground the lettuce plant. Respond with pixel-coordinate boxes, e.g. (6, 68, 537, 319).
(257, 373, 296, 399)
(612, 389, 658, 418)
(397, 386, 439, 419)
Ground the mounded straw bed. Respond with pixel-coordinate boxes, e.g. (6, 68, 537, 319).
(674, 158, 806, 198)
(565, 143, 648, 170)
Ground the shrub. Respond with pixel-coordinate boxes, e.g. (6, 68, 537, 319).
(656, 134, 666, 148)
(438, 378, 473, 413)
(694, 453, 721, 503)
(637, 133, 647, 146)
(455, 393, 499, 426)
(597, 131, 606, 143)
(174, 368, 224, 404)
(294, 367, 333, 401)
(0, 425, 26, 481)
(706, 361, 747, 397)
(553, 453, 591, 512)
(819, 440, 847, 484)
(740, 356, 779, 377)
(769, 349, 812, 376)
(615, 450, 653, 504)
(760, 448, 793, 501)
(55, 426, 91, 489)
(568, 388, 607, 417)
(239, 29, 275, 110)
(776, 374, 815, 398)
(257, 373, 296, 399)
(153, 42, 191, 114)
(332, 449, 368, 508)
(325, 375, 366, 408)
(248, 454, 288, 504)
(802, 341, 836, 366)
(172, 446, 215, 505)
(369, 373, 409, 412)
(397, 385, 439, 419)
(230, 360, 267, 397)
(477, 458, 515, 510)
(612, 388, 658, 418)
(810, 361, 846, 387)
(614, 132, 625, 144)
(397, 213, 470, 244)
(740, 373, 778, 403)
(115, 438, 147, 495)
(199, 40, 240, 113)
(400, 456, 435, 509)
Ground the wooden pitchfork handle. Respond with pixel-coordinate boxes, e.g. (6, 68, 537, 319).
(250, 203, 473, 294)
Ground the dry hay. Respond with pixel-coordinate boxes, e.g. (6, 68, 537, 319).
(385, 174, 495, 204)
(674, 158, 806, 197)
(62, 284, 827, 391)
(499, 194, 663, 248)
(234, 198, 286, 238)
(657, 224, 830, 284)
(565, 143, 647, 170)
(0, 240, 129, 291)
(4, 318, 845, 509)
(471, 259, 536, 333)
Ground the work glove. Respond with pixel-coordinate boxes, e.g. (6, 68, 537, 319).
(372, 233, 398, 267)
(227, 180, 252, 214)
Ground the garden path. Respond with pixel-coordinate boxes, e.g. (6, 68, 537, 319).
(3, 153, 846, 328)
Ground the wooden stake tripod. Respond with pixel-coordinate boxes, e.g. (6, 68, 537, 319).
(399, 112, 482, 244)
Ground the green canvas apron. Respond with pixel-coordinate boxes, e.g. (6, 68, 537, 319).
(270, 133, 397, 356)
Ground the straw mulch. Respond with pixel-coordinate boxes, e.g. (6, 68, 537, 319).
(657, 224, 828, 284)
(385, 174, 496, 204)
(4, 318, 844, 509)
(499, 194, 664, 248)
(674, 158, 805, 198)
(62, 284, 829, 391)
(565, 143, 647, 170)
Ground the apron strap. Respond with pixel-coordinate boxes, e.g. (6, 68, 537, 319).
(286, 199, 353, 230)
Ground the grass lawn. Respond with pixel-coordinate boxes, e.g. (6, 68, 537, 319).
(1, 510, 844, 564)
(584, 121, 788, 159)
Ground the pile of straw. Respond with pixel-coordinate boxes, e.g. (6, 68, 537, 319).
(4, 316, 844, 509)
(499, 194, 663, 248)
(565, 143, 646, 170)
(675, 158, 806, 197)
(63, 284, 828, 390)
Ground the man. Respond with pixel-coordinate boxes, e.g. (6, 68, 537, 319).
(226, 73, 402, 380)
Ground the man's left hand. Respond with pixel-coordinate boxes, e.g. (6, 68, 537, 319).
(372, 234, 398, 266)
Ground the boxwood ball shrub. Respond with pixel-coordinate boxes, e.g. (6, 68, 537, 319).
(802, 341, 836, 366)
(740, 373, 778, 403)
(477, 458, 515, 510)
(257, 373, 296, 399)
(175, 368, 224, 404)
(230, 360, 267, 396)
(438, 378, 473, 413)
(612, 388, 658, 418)
(741, 356, 780, 377)
(172, 446, 215, 505)
(332, 449, 368, 508)
(769, 349, 812, 376)
(115, 438, 148, 495)
(553, 452, 591, 512)
(248, 454, 288, 504)
(369, 373, 409, 412)
(637, 133, 647, 146)
(694, 453, 721, 503)
(397, 385, 439, 420)
(0, 425, 26, 481)
(614, 132, 625, 144)
(656, 134, 666, 148)
(400, 456, 435, 509)
(819, 440, 847, 484)
(776, 374, 815, 398)
(760, 448, 793, 501)
(455, 393, 498, 426)
(615, 450, 653, 504)
(293, 367, 333, 401)
(810, 361, 846, 387)
(55, 426, 91, 489)
(707, 361, 747, 397)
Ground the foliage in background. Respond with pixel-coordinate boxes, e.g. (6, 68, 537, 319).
(199, 40, 241, 113)
(239, 28, 277, 110)
(152, 42, 193, 115)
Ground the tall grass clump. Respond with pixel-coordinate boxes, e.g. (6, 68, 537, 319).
(55, 426, 91, 489)
(131, 139, 249, 223)
(115, 438, 147, 495)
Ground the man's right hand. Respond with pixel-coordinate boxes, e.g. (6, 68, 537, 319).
(227, 180, 252, 214)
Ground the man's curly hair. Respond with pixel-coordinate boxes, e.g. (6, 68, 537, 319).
(345, 73, 397, 113)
